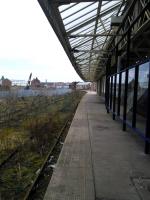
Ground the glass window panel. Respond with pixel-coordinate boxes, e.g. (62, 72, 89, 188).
(109, 77, 112, 109)
(111, 75, 115, 111)
(115, 74, 120, 114)
(126, 68, 135, 124)
(120, 71, 125, 118)
(136, 62, 149, 134)
(102, 76, 106, 96)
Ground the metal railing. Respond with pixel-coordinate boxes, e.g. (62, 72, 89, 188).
(105, 59, 150, 154)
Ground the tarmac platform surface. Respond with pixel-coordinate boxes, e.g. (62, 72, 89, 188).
(44, 92, 150, 200)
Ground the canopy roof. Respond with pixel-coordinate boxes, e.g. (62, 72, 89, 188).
(38, 0, 128, 81)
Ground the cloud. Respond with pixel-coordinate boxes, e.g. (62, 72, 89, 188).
(0, 0, 82, 82)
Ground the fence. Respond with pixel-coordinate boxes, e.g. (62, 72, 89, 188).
(105, 59, 150, 153)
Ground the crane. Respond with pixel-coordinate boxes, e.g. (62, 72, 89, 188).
(25, 73, 32, 90)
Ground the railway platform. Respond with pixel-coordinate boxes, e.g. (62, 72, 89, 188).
(44, 91, 150, 200)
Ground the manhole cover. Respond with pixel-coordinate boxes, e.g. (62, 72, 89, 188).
(132, 177, 150, 200)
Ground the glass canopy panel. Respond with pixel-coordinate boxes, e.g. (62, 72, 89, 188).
(76, 26, 95, 36)
(60, 3, 94, 19)
(69, 21, 95, 35)
(119, 4, 126, 16)
(101, 1, 120, 11)
(59, 3, 77, 13)
(64, 9, 98, 30)
(57, 0, 127, 81)
(70, 34, 92, 47)
(63, 3, 98, 23)
(72, 39, 93, 49)
(66, 12, 100, 33)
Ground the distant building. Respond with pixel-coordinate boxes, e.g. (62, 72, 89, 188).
(42, 82, 70, 89)
(11, 80, 26, 86)
(0, 76, 12, 90)
(31, 77, 41, 88)
(76, 82, 91, 90)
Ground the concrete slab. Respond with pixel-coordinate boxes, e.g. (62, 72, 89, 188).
(44, 92, 150, 200)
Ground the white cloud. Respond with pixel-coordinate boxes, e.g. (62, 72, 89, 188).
(0, 0, 82, 82)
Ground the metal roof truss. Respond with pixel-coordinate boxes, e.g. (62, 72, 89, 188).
(38, 0, 127, 81)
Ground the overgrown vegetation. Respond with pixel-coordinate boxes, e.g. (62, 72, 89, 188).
(0, 90, 85, 199)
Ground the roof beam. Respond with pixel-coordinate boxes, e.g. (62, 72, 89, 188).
(88, 1, 102, 79)
(72, 49, 111, 53)
(76, 57, 107, 61)
(54, 0, 100, 5)
(69, 33, 123, 37)
(53, 0, 120, 3)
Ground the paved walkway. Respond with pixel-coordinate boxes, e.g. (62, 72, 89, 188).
(44, 92, 150, 200)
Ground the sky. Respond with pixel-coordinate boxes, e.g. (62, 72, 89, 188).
(0, 0, 82, 82)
